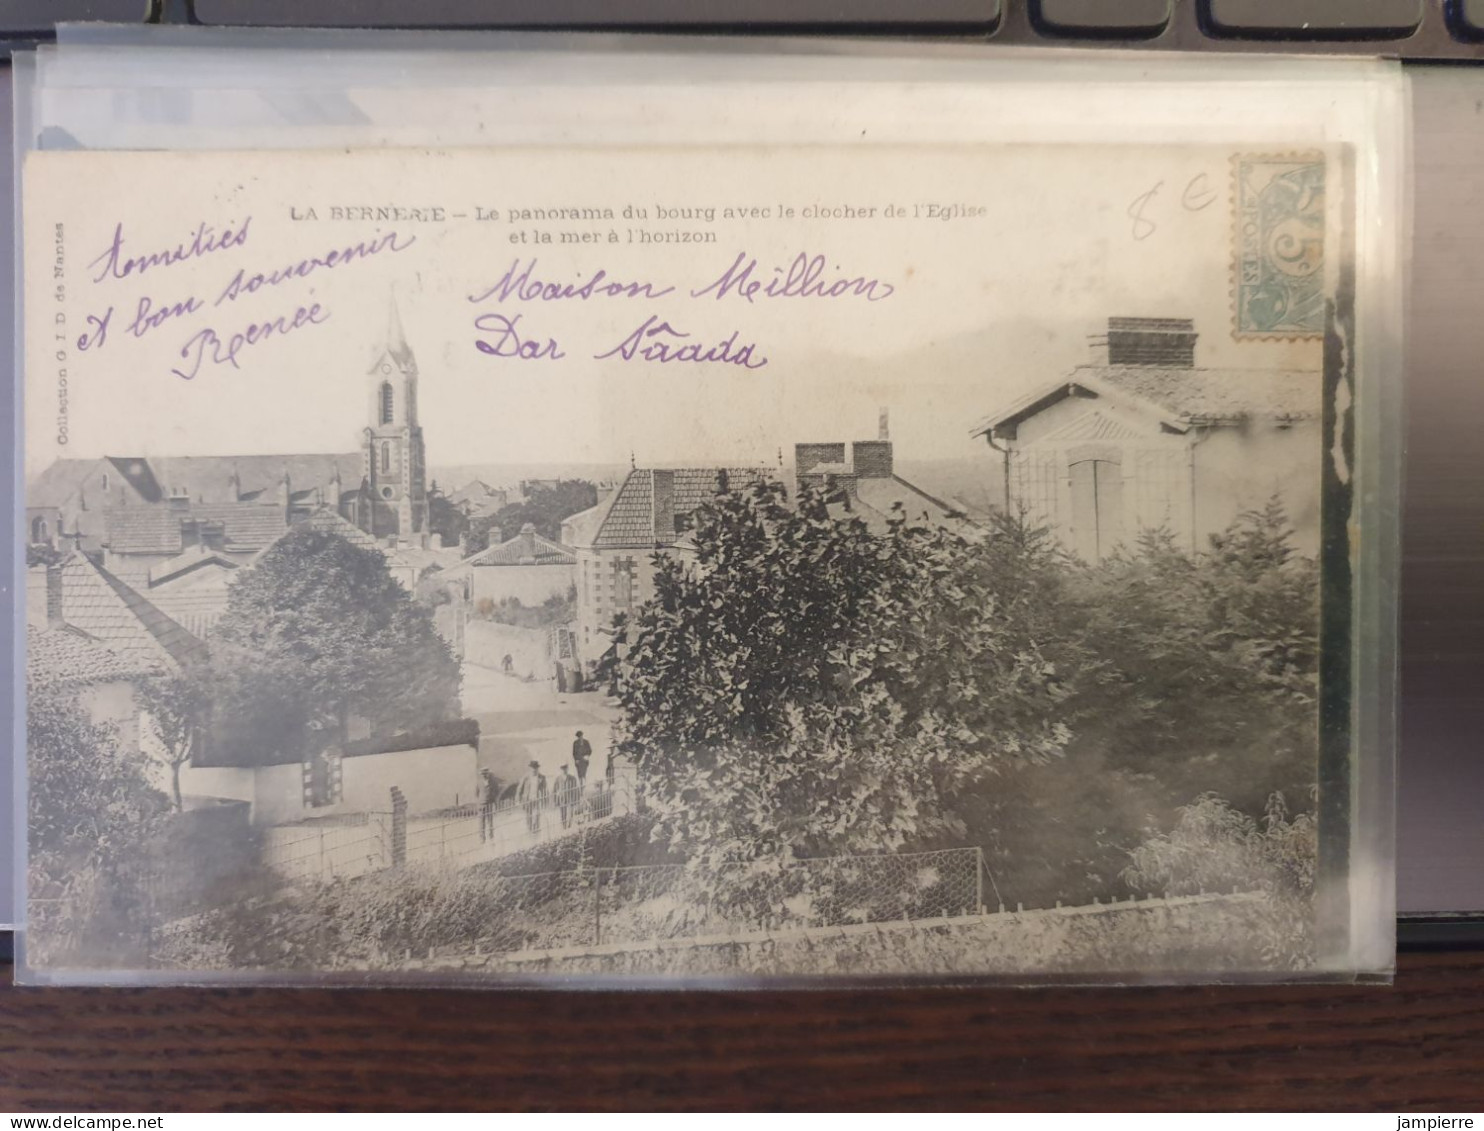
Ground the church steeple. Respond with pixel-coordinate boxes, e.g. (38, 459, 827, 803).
(361, 291, 428, 541)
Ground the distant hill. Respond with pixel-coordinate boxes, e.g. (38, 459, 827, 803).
(431, 463, 629, 496)
(431, 457, 1002, 520)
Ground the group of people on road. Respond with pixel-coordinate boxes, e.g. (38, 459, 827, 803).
(479, 730, 612, 840)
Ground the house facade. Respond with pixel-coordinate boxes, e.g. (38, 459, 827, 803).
(973, 317, 1322, 562)
(563, 466, 777, 666)
(442, 523, 577, 609)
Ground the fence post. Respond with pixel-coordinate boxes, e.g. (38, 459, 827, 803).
(594, 867, 604, 947)
(319, 831, 327, 883)
(391, 788, 407, 868)
(975, 847, 984, 914)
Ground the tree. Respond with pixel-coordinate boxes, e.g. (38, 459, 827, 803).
(208, 528, 462, 766)
(27, 688, 170, 963)
(140, 671, 211, 811)
(426, 481, 469, 549)
(614, 481, 1071, 867)
(464, 479, 598, 554)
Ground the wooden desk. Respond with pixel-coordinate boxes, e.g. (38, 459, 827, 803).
(1, 951, 1481, 1111)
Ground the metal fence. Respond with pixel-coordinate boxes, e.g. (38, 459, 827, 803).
(260, 813, 392, 884)
(260, 767, 639, 884)
(439, 846, 988, 957)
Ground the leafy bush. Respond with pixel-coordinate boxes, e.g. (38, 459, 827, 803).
(1122, 792, 1317, 969)
(342, 717, 480, 757)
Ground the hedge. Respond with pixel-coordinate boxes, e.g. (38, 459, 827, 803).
(342, 718, 480, 758)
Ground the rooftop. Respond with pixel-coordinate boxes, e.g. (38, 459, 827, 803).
(26, 624, 157, 689)
(464, 525, 576, 567)
(586, 468, 778, 550)
(974, 364, 1320, 438)
(52, 552, 208, 672)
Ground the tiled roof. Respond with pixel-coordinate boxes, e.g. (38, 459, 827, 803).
(190, 503, 291, 550)
(105, 507, 185, 554)
(974, 364, 1319, 436)
(103, 502, 291, 554)
(298, 507, 379, 550)
(1088, 366, 1320, 423)
(56, 553, 208, 672)
(146, 586, 233, 641)
(26, 624, 155, 689)
(855, 476, 979, 535)
(146, 544, 239, 587)
(466, 528, 575, 567)
(448, 479, 498, 505)
(591, 468, 776, 549)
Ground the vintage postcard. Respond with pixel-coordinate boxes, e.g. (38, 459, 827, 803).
(20, 141, 1360, 982)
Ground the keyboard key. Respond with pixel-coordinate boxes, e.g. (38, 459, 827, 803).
(1456, 0, 1484, 34)
(192, 0, 998, 27)
(1036, 0, 1169, 35)
(0, 0, 152, 34)
(1205, 0, 1422, 37)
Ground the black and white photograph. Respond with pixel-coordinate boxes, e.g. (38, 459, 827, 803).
(19, 141, 1365, 982)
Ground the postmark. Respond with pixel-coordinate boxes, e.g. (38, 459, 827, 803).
(1232, 153, 1326, 338)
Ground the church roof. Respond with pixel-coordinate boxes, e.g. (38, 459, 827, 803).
(370, 293, 417, 375)
(28, 453, 363, 511)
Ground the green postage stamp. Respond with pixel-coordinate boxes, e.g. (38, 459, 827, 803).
(1233, 154, 1327, 338)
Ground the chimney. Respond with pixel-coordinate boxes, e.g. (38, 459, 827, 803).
(879, 407, 890, 441)
(852, 440, 893, 480)
(278, 468, 292, 508)
(518, 522, 538, 563)
(795, 443, 846, 477)
(1105, 317, 1197, 368)
(45, 562, 66, 630)
(229, 467, 241, 502)
(651, 470, 676, 542)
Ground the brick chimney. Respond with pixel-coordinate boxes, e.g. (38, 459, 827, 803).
(651, 470, 676, 542)
(795, 442, 846, 477)
(851, 440, 893, 480)
(46, 562, 66, 630)
(1106, 317, 1197, 368)
(518, 522, 538, 564)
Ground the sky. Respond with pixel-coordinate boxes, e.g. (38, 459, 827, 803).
(24, 145, 1325, 480)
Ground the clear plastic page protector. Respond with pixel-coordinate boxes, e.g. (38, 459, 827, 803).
(13, 34, 1403, 986)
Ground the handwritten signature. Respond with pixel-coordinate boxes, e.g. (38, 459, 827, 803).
(89, 217, 252, 285)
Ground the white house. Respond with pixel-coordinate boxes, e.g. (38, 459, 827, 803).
(973, 316, 1322, 562)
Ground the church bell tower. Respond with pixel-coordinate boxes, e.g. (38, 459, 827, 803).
(363, 295, 428, 540)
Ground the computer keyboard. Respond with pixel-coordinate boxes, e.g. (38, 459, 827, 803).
(2, 0, 1484, 59)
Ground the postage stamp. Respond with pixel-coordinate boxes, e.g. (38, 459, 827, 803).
(1232, 153, 1327, 338)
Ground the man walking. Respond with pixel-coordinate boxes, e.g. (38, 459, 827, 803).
(517, 759, 547, 835)
(554, 764, 579, 830)
(478, 768, 498, 842)
(572, 730, 592, 790)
